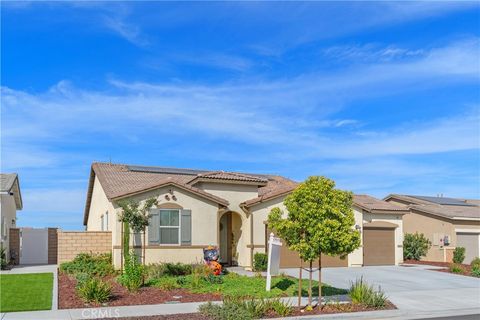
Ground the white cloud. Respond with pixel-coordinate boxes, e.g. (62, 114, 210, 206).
(2, 39, 479, 171)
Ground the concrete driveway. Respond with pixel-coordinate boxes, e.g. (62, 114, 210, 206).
(281, 264, 480, 313)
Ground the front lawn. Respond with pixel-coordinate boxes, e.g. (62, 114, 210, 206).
(0, 273, 53, 312)
(150, 273, 347, 298)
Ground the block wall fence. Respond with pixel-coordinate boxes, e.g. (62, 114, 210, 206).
(57, 231, 112, 263)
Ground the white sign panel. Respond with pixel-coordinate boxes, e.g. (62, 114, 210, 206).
(266, 233, 282, 291)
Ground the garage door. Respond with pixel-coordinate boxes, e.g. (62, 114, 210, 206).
(363, 226, 395, 266)
(266, 227, 348, 268)
(278, 242, 348, 268)
(20, 228, 48, 264)
(457, 233, 480, 264)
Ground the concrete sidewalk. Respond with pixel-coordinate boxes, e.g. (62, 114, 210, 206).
(2, 302, 478, 320)
(0, 296, 348, 320)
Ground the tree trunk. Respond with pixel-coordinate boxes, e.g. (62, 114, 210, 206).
(123, 221, 130, 267)
(298, 260, 302, 307)
(318, 253, 322, 310)
(308, 260, 313, 306)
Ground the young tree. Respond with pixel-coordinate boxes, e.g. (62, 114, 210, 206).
(117, 197, 158, 266)
(268, 176, 360, 308)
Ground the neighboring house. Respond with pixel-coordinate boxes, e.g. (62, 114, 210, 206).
(384, 194, 480, 263)
(0, 173, 23, 262)
(84, 162, 407, 269)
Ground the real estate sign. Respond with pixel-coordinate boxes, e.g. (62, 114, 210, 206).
(266, 232, 282, 291)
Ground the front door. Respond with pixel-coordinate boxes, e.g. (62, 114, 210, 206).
(219, 213, 232, 265)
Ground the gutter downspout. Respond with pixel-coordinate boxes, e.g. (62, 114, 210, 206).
(240, 203, 254, 270)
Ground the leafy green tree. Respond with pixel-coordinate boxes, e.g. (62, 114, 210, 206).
(403, 233, 431, 261)
(268, 176, 360, 308)
(117, 197, 158, 267)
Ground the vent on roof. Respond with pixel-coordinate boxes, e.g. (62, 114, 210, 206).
(410, 195, 477, 207)
(127, 165, 208, 176)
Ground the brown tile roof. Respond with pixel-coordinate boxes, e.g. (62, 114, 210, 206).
(188, 171, 268, 185)
(83, 162, 297, 225)
(353, 195, 409, 214)
(384, 194, 480, 220)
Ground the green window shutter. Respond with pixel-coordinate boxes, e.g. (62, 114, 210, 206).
(148, 209, 160, 244)
(181, 209, 192, 246)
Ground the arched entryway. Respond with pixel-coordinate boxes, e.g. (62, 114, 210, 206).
(218, 211, 242, 266)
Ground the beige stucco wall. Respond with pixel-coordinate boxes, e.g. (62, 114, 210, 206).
(86, 176, 116, 232)
(249, 196, 288, 248)
(363, 212, 404, 265)
(108, 185, 223, 268)
(198, 183, 259, 214)
(348, 207, 364, 266)
(403, 210, 456, 262)
(0, 194, 17, 261)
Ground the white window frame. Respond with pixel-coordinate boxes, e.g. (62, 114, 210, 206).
(159, 209, 181, 245)
(101, 214, 104, 231)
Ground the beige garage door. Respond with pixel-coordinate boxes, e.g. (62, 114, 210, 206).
(278, 242, 348, 268)
(363, 227, 395, 266)
(266, 227, 348, 268)
(457, 233, 480, 264)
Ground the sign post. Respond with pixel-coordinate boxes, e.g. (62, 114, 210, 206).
(266, 233, 282, 291)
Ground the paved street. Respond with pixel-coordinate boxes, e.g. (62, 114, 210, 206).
(281, 264, 480, 313)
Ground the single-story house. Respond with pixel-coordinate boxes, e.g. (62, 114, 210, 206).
(0, 173, 23, 262)
(84, 162, 408, 269)
(384, 194, 480, 263)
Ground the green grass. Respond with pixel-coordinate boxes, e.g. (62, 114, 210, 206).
(149, 273, 347, 299)
(0, 273, 53, 312)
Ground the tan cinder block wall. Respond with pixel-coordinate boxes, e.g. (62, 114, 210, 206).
(57, 231, 112, 263)
(48, 228, 58, 264)
(8, 228, 20, 265)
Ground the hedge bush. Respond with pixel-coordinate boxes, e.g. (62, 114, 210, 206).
(60, 252, 114, 277)
(403, 233, 431, 261)
(253, 253, 268, 272)
(471, 257, 480, 269)
(452, 247, 465, 264)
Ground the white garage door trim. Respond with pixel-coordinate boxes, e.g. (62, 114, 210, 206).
(20, 228, 49, 265)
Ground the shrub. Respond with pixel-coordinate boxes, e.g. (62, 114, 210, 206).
(349, 277, 387, 308)
(449, 264, 463, 274)
(145, 262, 195, 281)
(155, 277, 181, 290)
(253, 253, 268, 272)
(77, 277, 112, 303)
(0, 247, 7, 270)
(471, 257, 480, 269)
(403, 233, 431, 261)
(75, 272, 91, 289)
(60, 252, 114, 276)
(268, 298, 292, 317)
(199, 296, 293, 319)
(204, 274, 224, 284)
(118, 252, 144, 292)
(471, 266, 480, 278)
(199, 301, 253, 320)
(453, 247, 465, 264)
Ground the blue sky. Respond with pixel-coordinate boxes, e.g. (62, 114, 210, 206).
(1, 1, 479, 230)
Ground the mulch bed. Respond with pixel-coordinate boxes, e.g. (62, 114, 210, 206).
(58, 273, 221, 309)
(403, 260, 475, 277)
(98, 302, 396, 319)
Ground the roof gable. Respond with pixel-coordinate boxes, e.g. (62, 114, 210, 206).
(0, 173, 22, 210)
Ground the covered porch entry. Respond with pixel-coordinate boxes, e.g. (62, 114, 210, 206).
(218, 211, 243, 266)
